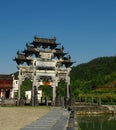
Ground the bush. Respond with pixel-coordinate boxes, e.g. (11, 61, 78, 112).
(101, 97, 108, 104)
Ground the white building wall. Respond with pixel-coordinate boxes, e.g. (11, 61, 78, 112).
(10, 80, 19, 98)
(25, 90, 42, 102)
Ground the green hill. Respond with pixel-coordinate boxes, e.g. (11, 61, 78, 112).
(70, 56, 116, 104)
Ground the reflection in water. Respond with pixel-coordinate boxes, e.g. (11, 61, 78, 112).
(77, 115, 116, 130)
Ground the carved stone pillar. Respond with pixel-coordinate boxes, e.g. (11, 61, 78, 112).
(31, 84, 34, 106)
(66, 76, 70, 104)
(17, 68, 23, 106)
(66, 82, 70, 99)
(34, 86, 38, 106)
(31, 72, 38, 106)
(55, 87, 61, 106)
(52, 85, 56, 106)
(66, 68, 71, 106)
(52, 75, 58, 106)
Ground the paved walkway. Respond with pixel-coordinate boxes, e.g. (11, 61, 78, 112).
(21, 107, 70, 130)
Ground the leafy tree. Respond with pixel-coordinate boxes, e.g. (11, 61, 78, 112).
(39, 85, 52, 99)
(21, 79, 32, 98)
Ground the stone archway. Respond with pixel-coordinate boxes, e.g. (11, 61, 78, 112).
(14, 36, 74, 106)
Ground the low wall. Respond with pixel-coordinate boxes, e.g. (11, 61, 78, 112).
(74, 103, 115, 115)
(67, 108, 79, 130)
(0, 99, 17, 106)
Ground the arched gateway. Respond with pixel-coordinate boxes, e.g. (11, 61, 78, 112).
(14, 36, 74, 106)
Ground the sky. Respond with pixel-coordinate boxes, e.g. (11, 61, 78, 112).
(0, 0, 116, 74)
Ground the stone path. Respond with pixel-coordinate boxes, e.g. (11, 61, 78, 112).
(21, 107, 70, 130)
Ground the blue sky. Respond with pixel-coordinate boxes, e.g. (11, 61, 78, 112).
(0, 0, 116, 74)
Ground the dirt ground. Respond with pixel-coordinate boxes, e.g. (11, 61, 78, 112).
(0, 106, 50, 130)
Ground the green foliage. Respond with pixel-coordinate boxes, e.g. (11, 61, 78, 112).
(70, 56, 116, 104)
(58, 80, 67, 97)
(40, 85, 52, 99)
(101, 97, 109, 104)
(21, 79, 32, 98)
(14, 91, 18, 98)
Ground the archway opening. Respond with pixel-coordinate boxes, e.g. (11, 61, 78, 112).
(39, 84, 52, 105)
(5, 89, 10, 99)
(58, 80, 67, 97)
(21, 79, 32, 104)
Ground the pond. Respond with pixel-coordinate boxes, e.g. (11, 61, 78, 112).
(77, 114, 116, 130)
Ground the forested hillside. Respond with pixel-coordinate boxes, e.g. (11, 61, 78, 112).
(70, 56, 116, 101)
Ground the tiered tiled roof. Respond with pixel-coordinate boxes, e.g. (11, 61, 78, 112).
(14, 36, 74, 68)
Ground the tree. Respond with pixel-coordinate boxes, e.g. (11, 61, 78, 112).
(21, 79, 32, 98)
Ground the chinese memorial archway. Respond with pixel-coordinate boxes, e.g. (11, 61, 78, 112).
(14, 36, 74, 106)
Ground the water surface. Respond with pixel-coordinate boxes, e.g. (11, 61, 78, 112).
(77, 114, 116, 130)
